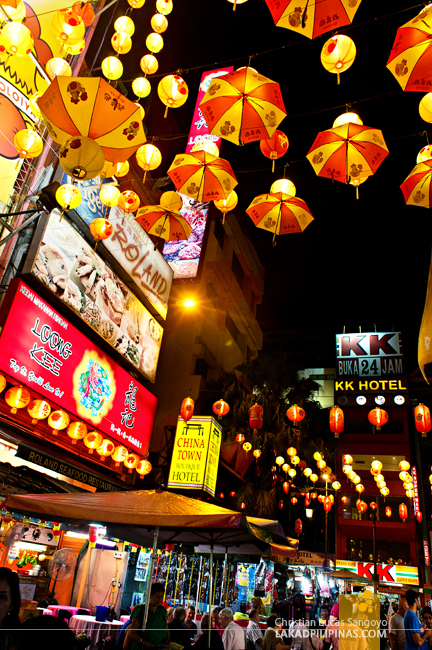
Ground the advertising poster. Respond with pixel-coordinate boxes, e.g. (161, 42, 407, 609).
(167, 416, 222, 495)
(162, 67, 233, 280)
(0, 0, 86, 204)
(0, 279, 158, 455)
(28, 211, 163, 382)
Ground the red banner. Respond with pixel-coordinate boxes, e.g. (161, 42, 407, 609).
(0, 280, 157, 455)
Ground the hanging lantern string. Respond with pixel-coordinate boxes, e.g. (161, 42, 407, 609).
(421, 130, 430, 145)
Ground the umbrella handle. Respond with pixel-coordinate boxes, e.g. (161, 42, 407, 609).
(164, 106, 169, 118)
(233, 0, 237, 9)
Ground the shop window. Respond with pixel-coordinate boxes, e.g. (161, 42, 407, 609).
(194, 358, 209, 379)
(214, 218, 225, 251)
(225, 312, 240, 343)
(231, 253, 245, 289)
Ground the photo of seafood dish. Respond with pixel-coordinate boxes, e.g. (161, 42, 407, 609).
(99, 315, 118, 346)
(34, 244, 68, 294)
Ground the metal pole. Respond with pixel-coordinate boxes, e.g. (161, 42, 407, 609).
(325, 480, 328, 564)
(143, 526, 159, 630)
(208, 545, 214, 649)
(372, 512, 378, 594)
(221, 549, 228, 607)
(411, 399, 431, 585)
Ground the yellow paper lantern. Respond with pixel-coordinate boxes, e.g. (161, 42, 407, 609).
(56, 183, 82, 215)
(303, 468, 312, 477)
(227, 0, 248, 8)
(288, 468, 296, 478)
(101, 56, 123, 81)
(270, 178, 296, 198)
(96, 439, 116, 461)
(136, 143, 162, 182)
(140, 54, 159, 75)
(275, 456, 285, 466)
(406, 489, 415, 499)
(146, 32, 163, 53)
(0, 375, 6, 394)
(114, 161, 130, 177)
(313, 451, 322, 461)
(136, 458, 152, 476)
(191, 140, 219, 156)
(5, 385, 30, 413)
(333, 112, 363, 128)
(243, 442, 252, 452)
(114, 16, 135, 36)
(321, 34, 356, 84)
(1, 2, 26, 22)
(371, 460, 383, 473)
(380, 487, 390, 496)
(90, 218, 113, 244)
(310, 474, 318, 483)
(282, 463, 289, 473)
(111, 31, 132, 55)
(135, 103, 145, 120)
(420, 93, 432, 123)
(59, 136, 105, 181)
(317, 459, 326, 469)
(128, 0, 145, 7)
(84, 431, 104, 454)
(374, 473, 384, 483)
(404, 482, 414, 491)
(29, 91, 44, 120)
(124, 452, 139, 472)
(291, 456, 300, 465)
(214, 190, 238, 224)
(27, 399, 51, 424)
(353, 475, 361, 485)
(67, 421, 87, 444)
(48, 409, 70, 434)
(100, 184, 120, 208)
(377, 481, 386, 489)
(46, 57, 72, 80)
(356, 484, 365, 493)
(287, 447, 297, 457)
(342, 464, 351, 474)
(112, 444, 129, 466)
(399, 471, 410, 482)
(332, 481, 341, 490)
(118, 190, 140, 213)
(132, 77, 151, 98)
(158, 75, 188, 117)
(14, 129, 43, 160)
(51, 9, 85, 47)
(63, 39, 85, 55)
(151, 13, 168, 33)
(160, 191, 183, 212)
(0, 22, 33, 56)
(156, 0, 172, 14)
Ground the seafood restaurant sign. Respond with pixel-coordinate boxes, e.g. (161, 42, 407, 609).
(0, 280, 158, 455)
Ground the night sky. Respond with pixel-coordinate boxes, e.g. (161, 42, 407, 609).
(87, 0, 432, 371)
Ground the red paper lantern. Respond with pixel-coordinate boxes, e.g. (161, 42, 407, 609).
(414, 403, 431, 436)
(329, 406, 344, 435)
(294, 518, 302, 535)
(287, 405, 305, 422)
(230, 491, 236, 497)
(283, 481, 289, 494)
(180, 397, 194, 421)
(341, 496, 349, 504)
(298, 460, 307, 470)
(370, 502, 378, 510)
(368, 408, 388, 428)
(416, 511, 423, 523)
(219, 492, 224, 499)
(240, 502, 246, 510)
(385, 506, 392, 518)
(253, 449, 262, 458)
(399, 503, 408, 521)
(249, 403, 263, 432)
(304, 497, 311, 507)
(278, 499, 284, 510)
(236, 432, 245, 443)
(323, 500, 332, 511)
(310, 492, 317, 499)
(213, 399, 229, 417)
(291, 497, 298, 504)
(260, 129, 289, 172)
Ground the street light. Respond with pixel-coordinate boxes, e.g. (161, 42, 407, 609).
(183, 299, 196, 308)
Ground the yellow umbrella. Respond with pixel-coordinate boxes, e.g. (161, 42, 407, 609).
(167, 150, 238, 201)
(136, 205, 192, 242)
(37, 76, 146, 163)
(246, 192, 314, 245)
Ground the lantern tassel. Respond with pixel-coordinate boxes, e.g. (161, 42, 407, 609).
(233, 0, 236, 9)
(272, 160, 275, 173)
(222, 212, 226, 225)
(337, 72, 340, 85)
(356, 186, 359, 200)
(164, 105, 168, 118)
(143, 170, 147, 184)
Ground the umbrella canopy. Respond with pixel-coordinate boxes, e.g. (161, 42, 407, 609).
(37, 76, 146, 163)
(3, 489, 292, 549)
(387, 5, 432, 92)
(199, 66, 286, 146)
(167, 150, 238, 201)
(246, 192, 314, 244)
(195, 542, 298, 558)
(136, 205, 193, 240)
(307, 122, 389, 184)
(327, 569, 374, 584)
(401, 159, 432, 208)
(264, 0, 363, 40)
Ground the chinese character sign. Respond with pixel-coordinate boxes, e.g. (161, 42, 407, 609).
(0, 280, 157, 455)
(168, 416, 222, 494)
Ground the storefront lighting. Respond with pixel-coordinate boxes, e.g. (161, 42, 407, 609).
(15, 542, 48, 551)
(305, 508, 313, 518)
(183, 299, 196, 308)
(65, 531, 89, 539)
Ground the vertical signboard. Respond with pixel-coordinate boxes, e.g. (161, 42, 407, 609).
(412, 466, 420, 515)
(167, 416, 222, 495)
(336, 332, 403, 377)
(162, 67, 233, 280)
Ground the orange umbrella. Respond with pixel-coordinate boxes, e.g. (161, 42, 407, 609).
(135, 205, 192, 242)
(263, 0, 363, 39)
(246, 192, 313, 245)
(37, 76, 146, 163)
(400, 159, 432, 208)
(167, 150, 238, 201)
(306, 122, 389, 184)
(387, 5, 432, 92)
(199, 66, 286, 146)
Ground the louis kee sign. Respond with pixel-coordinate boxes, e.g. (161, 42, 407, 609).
(336, 332, 403, 377)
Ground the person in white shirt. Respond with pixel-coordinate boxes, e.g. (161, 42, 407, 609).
(220, 608, 245, 650)
(246, 610, 263, 650)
